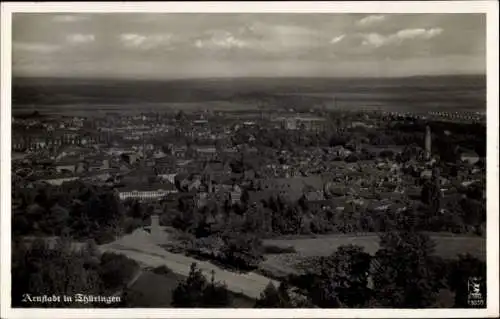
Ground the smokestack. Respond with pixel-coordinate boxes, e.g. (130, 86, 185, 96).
(425, 125, 432, 161)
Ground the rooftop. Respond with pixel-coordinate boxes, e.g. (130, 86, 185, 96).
(118, 181, 177, 193)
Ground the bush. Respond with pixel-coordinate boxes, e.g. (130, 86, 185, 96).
(150, 265, 173, 276)
(94, 228, 117, 245)
(219, 233, 265, 271)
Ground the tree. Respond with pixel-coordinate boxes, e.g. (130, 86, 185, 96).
(44, 204, 70, 236)
(421, 177, 442, 214)
(171, 263, 232, 307)
(459, 198, 485, 229)
(219, 232, 264, 271)
(301, 245, 372, 308)
(129, 200, 144, 219)
(11, 238, 103, 307)
(194, 214, 212, 238)
(328, 245, 372, 307)
(202, 270, 233, 307)
(254, 282, 293, 308)
(372, 231, 442, 308)
(172, 205, 196, 232)
(172, 263, 207, 307)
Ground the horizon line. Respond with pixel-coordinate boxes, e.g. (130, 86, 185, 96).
(12, 73, 487, 83)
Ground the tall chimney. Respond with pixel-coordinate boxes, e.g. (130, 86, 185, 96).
(425, 125, 432, 160)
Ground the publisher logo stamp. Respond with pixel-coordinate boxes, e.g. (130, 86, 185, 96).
(467, 277, 485, 307)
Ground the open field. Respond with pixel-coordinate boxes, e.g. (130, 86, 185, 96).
(263, 232, 486, 260)
(261, 232, 486, 277)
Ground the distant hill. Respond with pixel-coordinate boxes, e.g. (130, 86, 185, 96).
(12, 74, 486, 112)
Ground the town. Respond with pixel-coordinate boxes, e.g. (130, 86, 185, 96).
(7, 9, 490, 312)
(12, 104, 486, 308)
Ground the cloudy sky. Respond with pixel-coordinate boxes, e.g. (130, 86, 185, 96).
(12, 13, 486, 79)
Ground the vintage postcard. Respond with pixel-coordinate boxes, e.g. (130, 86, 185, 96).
(1, 1, 498, 318)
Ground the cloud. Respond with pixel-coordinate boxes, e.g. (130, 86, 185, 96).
(119, 33, 172, 50)
(361, 27, 444, 47)
(66, 34, 95, 45)
(361, 33, 388, 47)
(396, 28, 443, 40)
(252, 23, 316, 38)
(52, 15, 89, 23)
(236, 22, 323, 55)
(357, 15, 386, 27)
(330, 34, 346, 45)
(194, 31, 247, 50)
(13, 42, 61, 54)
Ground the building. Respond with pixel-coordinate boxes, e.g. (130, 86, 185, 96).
(277, 116, 327, 132)
(193, 119, 209, 127)
(460, 150, 480, 165)
(195, 146, 217, 160)
(296, 116, 327, 131)
(117, 182, 177, 201)
(121, 153, 139, 165)
(230, 184, 242, 204)
(283, 118, 298, 130)
(202, 161, 232, 184)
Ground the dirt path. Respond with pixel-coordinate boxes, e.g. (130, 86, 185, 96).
(100, 230, 278, 299)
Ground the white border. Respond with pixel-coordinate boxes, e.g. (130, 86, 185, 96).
(1, 2, 499, 319)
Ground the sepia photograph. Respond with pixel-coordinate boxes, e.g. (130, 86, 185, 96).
(1, 2, 499, 318)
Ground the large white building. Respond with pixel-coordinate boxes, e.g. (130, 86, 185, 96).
(117, 182, 178, 201)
